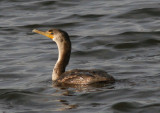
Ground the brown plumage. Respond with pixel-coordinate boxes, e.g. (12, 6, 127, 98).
(32, 28, 115, 85)
(57, 69, 115, 84)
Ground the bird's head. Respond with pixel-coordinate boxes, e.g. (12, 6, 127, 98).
(32, 28, 70, 43)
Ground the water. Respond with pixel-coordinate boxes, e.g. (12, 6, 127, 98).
(0, 0, 160, 112)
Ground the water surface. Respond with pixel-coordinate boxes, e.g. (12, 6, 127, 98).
(0, 0, 160, 113)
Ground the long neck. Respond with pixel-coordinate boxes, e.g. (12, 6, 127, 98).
(52, 41, 71, 81)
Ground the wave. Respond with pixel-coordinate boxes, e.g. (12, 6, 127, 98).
(114, 39, 160, 49)
(115, 8, 160, 19)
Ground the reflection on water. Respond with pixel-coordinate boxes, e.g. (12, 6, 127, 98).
(0, 0, 160, 112)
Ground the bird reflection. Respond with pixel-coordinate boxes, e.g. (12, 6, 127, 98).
(52, 82, 114, 111)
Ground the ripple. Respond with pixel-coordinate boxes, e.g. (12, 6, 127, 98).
(18, 22, 79, 30)
(119, 31, 160, 36)
(36, 1, 57, 6)
(80, 14, 105, 18)
(112, 101, 141, 112)
(114, 39, 160, 49)
(115, 8, 160, 19)
(0, 89, 36, 101)
(112, 101, 160, 113)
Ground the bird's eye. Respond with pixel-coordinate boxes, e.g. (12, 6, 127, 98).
(51, 33, 54, 35)
(48, 30, 52, 32)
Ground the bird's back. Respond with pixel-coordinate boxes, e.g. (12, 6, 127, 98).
(56, 69, 115, 84)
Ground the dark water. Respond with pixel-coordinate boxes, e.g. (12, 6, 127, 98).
(1, 0, 160, 112)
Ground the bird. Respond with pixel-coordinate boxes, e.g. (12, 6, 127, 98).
(32, 28, 115, 85)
